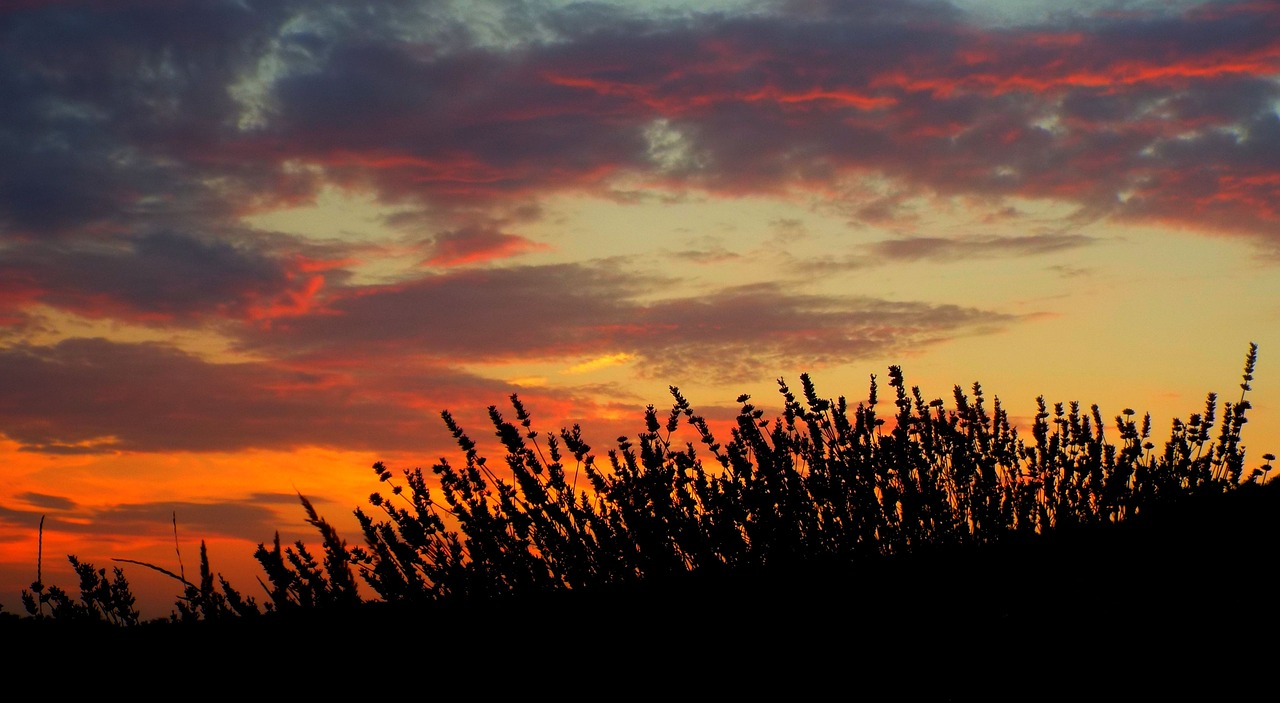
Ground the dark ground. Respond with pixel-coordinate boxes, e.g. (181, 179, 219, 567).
(6, 483, 1277, 698)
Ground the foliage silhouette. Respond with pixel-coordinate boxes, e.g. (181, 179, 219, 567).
(4, 344, 1275, 643)
(336, 344, 1270, 608)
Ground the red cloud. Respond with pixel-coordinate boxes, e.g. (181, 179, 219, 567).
(422, 227, 551, 267)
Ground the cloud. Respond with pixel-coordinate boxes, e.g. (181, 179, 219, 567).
(870, 234, 1096, 261)
(788, 233, 1097, 273)
(0, 334, 673, 456)
(216, 0, 1278, 242)
(2, 0, 1277, 275)
(421, 226, 551, 266)
(59, 500, 283, 543)
(622, 283, 1018, 383)
(0, 232, 335, 324)
(0, 337, 507, 454)
(241, 262, 1019, 383)
(0, 1, 296, 238)
(15, 492, 76, 511)
(0, 492, 312, 543)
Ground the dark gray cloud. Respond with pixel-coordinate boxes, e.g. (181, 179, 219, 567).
(870, 234, 1096, 261)
(788, 233, 1097, 273)
(0, 0, 296, 237)
(242, 262, 1018, 383)
(0, 232, 308, 322)
(62, 500, 282, 543)
(0, 334, 648, 456)
(242, 261, 658, 358)
(0, 337, 506, 454)
(0, 494, 301, 543)
(15, 492, 76, 511)
(626, 284, 1017, 383)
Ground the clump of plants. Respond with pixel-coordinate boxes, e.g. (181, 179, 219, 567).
(19, 517, 140, 627)
(342, 343, 1271, 606)
(6, 344, 1274, 625)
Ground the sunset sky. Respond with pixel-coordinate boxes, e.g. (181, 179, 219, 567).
(2, 0, 1279, 620)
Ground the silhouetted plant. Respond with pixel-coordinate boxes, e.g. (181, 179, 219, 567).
(253, 493, 361, 611)
(7, 344, 1273, 625)
(21, 555, 139, 627)
(343, 343, 1271, 607)
(112, 512, 259, 622)
(18, 515, 137, 625)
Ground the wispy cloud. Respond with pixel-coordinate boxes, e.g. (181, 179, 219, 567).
(870, 234, 1096, 261)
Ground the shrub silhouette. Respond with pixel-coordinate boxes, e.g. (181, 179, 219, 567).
(5, 344, 1274, 630)
(338, 344, 1270, 608)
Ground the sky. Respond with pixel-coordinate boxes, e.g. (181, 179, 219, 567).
(2, 0, 1278, 620)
